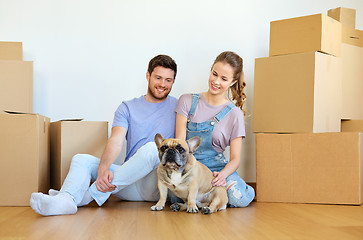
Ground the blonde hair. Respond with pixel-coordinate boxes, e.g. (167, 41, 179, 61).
(212, 51, 247, 115)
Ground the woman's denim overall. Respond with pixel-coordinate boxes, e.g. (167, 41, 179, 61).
(186, 94, 255, 207)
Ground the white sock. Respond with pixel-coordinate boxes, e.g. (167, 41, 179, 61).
(48, 189, 94, 206)
(30, 192, 77, 216)
(48, 189, 59, 196)
(78, 190, 94, 207)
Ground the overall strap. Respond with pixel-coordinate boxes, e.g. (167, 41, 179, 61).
(214, 103, 236, 122)
(188, 94, 200, 117)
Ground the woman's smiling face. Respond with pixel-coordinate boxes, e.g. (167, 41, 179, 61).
(208, 61, 236, 96)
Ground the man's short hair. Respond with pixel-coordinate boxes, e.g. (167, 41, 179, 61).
(148, 55, 177, 79)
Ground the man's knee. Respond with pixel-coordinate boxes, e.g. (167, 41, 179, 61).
(142, 141, 158, 153)
(135, 142, 159, 168)
(146, 142, 160, 167)
(71, 154, 99, 166)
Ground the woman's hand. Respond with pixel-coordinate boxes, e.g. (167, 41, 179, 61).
(212, 171, 228, 187)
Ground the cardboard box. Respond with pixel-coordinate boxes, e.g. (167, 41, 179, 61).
(342, 120, 363, 132)
(341, 43, 363, 119)
(342, 28, 363, 48)
(269, 14, 342, 57)
(0, 112, 50, 206)
(0, 60, 33, 113)
(0, 42, 22, 60)
(253, 51, 342, 133)
(328, 7, 356, 29)
(256, 132, 363, 205)
(50, 120, 108, 189)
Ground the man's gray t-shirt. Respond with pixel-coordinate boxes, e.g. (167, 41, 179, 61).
(113, 95, 178, 162)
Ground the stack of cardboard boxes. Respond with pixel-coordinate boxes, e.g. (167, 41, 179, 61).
(0, 42, 108, 206)
(253, 7, 363, 205)
(333, 7, 363, 130)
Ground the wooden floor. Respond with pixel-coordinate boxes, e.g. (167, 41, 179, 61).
(1, 199, 363, 240)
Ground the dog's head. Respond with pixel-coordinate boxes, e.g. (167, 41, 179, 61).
(154, 133, 201, 170)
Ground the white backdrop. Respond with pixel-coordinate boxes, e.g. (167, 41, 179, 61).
(1, 0, 362, 181)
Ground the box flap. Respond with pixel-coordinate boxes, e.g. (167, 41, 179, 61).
(4, 110, 36, 115)
(59, 119, 84, 121)
(3, 111, 50, 126)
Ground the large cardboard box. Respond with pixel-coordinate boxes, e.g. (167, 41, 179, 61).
(341, 43, 363, 119)
(342, 120, 363, 132)
(269, 14, 342, 57)
(328, 7, 356, 29)
(0, 42, 22, 60)
(50, 120, 108, 189)
(256, 132, 363, 205)
(0, 112, 50, 206)
(253, 51, 342, 133)
(342, 28, 363, 48)
(0, 60, 33, 113)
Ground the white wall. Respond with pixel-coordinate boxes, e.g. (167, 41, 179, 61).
(1, 0, 362, 181)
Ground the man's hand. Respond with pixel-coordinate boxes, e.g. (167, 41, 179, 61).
(95, 168, 116, 193)
(94, 126, 126, 193)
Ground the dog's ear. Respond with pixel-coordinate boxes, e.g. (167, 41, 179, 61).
(187, 136, 201, 153)
(154, 133, 165, 149)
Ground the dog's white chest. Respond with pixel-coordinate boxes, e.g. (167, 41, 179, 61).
(169, 172, 183, 186)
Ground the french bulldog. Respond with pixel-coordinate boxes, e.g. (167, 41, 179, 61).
(150, 133, 228, 214)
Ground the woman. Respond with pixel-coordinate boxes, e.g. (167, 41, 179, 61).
(175, 51, 255, 207)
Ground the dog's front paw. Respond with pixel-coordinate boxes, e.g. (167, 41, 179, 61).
(186, 205, 199, 213)
(150, 204, 164, 211)
(201, 207, 211, 215)
(170, 203, 181, 212)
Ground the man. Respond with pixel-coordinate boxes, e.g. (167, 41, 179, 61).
(30, 55, 178, 216)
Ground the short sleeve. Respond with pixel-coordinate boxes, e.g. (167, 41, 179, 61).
(112, 102, 130, 129)
(175, 94, 193, 118)
(230, 109, 245, 140)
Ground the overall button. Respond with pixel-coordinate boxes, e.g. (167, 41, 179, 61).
(211, 121, 215, 126)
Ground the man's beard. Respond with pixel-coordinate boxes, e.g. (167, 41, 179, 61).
(147, 86, 170, 101)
